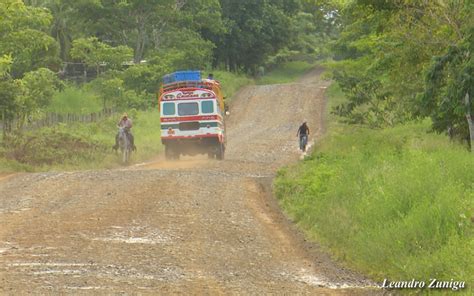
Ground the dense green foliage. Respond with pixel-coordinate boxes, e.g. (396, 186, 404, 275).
(0, 1, 62, 130)
(275, 85, 474, 290)
(329, 0, 473, 148)
(1, 0, 337, 136)
(1, 0, 472, 148)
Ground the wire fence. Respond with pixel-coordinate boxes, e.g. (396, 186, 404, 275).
(1, 108, 117, 134)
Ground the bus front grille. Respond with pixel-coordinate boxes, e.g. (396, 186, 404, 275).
(179, 122, 200, 131)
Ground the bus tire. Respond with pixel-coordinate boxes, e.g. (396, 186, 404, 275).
(216, 143, 225, 160)
(165, 145, 173, 160)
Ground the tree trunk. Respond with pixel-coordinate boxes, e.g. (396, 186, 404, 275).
(134, 37, 144, 64)
(465, 92, 473, 152)
(134, 18, 147, 64)
(1, 110, 5, 138)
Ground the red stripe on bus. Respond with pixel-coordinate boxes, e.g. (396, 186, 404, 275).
(162, 87, 212, 94)
(161, 96, 216, 101)
(161, 134, 220, 140)
(161, 115, 222, 122)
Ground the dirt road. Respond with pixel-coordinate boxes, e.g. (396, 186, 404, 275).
(0, 71, 380, 294)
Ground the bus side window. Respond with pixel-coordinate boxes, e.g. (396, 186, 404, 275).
(163, 102, 176, 116)
(201, 101, 215, 114)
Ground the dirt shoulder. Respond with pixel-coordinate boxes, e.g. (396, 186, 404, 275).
(0, 71, 382, 294)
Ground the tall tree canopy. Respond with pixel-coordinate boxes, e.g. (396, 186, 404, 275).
(2, 0, 471, 148)
(0, 0, 59, 78)
(330, 0, 473, 146)
(213, 0, 298, 72)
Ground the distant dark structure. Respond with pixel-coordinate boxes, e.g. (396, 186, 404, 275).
(59, 62, 98, 83)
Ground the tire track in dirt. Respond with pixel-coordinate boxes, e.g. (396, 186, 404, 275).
(0, 70, 383, 294)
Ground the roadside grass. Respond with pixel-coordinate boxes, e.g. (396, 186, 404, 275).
(212, 70, 254, 100)
(47, 85, 102, 114)
(214, 61, 318, 96)
(0, 110, 162, 172)
(257, 61, 318, 85)
(275, 83, 474, 292)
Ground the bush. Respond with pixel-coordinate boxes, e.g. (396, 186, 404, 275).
(2, 128, 107, 166)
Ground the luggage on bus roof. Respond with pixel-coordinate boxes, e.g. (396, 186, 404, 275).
(163, 71, 201, 84)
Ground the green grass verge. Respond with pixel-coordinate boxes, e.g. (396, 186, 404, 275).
(47, 85, 102, 115)
(215, 61, 318, 93)
(257, 61, 318, 85)
(0, 110, 162, 172)
(212, 70, 254, 100)
(275, 83, 474, 293)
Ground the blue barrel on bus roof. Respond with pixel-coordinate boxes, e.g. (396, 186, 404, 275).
(162, 70, 201, 84)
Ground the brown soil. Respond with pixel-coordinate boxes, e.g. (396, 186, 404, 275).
(0, 173, 20, 183)
(0, 70, 384, 294)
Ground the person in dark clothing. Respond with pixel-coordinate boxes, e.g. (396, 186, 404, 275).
(297, 121, 310, 137)
(297, 121, 310, 151)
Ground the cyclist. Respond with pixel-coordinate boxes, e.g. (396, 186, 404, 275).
(297, 121, 310, 152)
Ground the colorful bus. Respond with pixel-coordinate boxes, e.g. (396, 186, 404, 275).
(158, 71, 226, 160)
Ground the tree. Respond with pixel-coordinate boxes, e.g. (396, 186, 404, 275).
(0, 0, 60, 78)
(85, 71, 125, 110)
(286, 0, 340, 57)
(214, 0, 296, 72)
(40, 0, 81, 61)
(122, 59, 173, 95)
(0, 55, 18, 135)
(0, 79, 21, 135)
(0, 55, 12, 76)
(332, 70, 396, 126)
(15, 68, 63, 127)
(329, 0, 472, 132)
(70, 37, 133, 74)
(21, 69, 62, 108)
(422, 34, 474, 150)
(73, 0, 179, 63)
(155, 28, 215, 69)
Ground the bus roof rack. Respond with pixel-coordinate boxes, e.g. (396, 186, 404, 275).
(161, 80, 220, 93)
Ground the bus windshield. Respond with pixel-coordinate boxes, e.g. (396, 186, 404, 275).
(178, 102, 199, 116)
